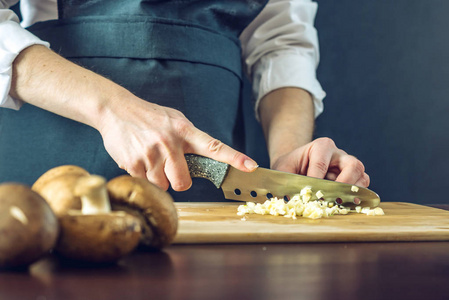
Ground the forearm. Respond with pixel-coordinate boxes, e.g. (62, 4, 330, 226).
(258, 87, 315, 167)
(10, 44, 258, 190)
(10, 44, 128, 130)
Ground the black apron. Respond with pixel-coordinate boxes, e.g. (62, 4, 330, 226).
(0, 0, 268, 201)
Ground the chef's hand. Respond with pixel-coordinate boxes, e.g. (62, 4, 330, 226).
(271, 138, 370, 187)
(11, 45, 258, 192)
(258, 87, 370, 188)
(99, 92, 258, 191)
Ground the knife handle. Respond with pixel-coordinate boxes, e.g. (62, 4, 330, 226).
(185, 154, 230, 188)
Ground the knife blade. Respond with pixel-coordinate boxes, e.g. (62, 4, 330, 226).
(185, 154, 380, 208)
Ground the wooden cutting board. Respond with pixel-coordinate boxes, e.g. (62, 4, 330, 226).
(173, 202, 449, 244)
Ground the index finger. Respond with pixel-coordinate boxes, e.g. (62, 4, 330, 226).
(186, 130, 258, 172)
(306, 147, 333, 179)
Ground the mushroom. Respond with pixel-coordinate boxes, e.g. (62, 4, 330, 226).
(32, 165, 90, 192)
(54, 175, 142, 263)
(32, 165, 90, 216)
(0, 183, 59, 269)
(106, 175, 178, 249)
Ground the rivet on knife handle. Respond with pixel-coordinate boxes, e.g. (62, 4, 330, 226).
(185, 154, 230, 188)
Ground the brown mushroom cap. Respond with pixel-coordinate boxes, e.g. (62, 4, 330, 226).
(32, 165, 90, 193)
(56, 211, 141, 263)
(0, 183, 59, 269)
(107, 175, 178, 249)
(32, 165, 90, 217)
(33, 174, 86, 216)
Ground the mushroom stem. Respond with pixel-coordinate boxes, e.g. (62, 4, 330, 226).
(74, 175, 111, 215)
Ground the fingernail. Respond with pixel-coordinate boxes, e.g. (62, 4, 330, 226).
(244, 159, 259, 171)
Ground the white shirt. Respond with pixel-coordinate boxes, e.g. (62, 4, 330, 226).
(0, 0, 325, 118)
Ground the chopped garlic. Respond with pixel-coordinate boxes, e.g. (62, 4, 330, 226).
(237, 186, 384, 220)
(303, 204, 324, 219)
(339, 208, 349, 215)
(300, 186, 313, 202)
(366, 209, 376, 216)
(361, 207, 371, 214)
(373, 207, 385, 216)
(353, 206, 385, 216)
(351, 185, 359, 192)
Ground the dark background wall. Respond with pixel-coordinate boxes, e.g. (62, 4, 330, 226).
(314, 1, 449, 204)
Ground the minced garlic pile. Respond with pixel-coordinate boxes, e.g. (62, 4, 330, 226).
(237, 186, 384, 220)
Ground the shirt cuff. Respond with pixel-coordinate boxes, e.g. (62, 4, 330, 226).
(0, 20, 50, 110)
(252, 50, 326, 120)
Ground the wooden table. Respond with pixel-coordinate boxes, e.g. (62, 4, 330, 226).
(1, 205, 449, 300)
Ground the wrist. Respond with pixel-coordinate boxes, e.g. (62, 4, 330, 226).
(93, 84, 136, 134)
(258, 87, 315, 164)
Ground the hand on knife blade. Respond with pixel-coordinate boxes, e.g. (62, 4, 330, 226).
(185, 154, 381, 208)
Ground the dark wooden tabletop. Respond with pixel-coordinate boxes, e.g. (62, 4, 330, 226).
(1, 205, 449, 300)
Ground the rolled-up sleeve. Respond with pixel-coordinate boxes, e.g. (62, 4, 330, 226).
(240, 0, 326, 119)
(0, 6, 49, 110)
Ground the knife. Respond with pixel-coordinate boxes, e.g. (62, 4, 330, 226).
(185, 154, 380, 208)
